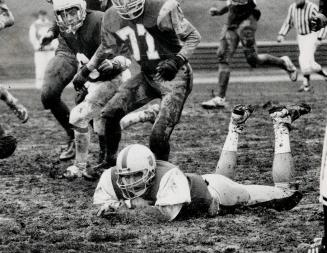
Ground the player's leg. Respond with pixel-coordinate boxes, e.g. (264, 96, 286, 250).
(298, 34, 314, 92)
(201, 27, 239, 109)
(150, 64, 193, 160)
(41, 54, 78, 160)
(99, 73, 155, 168)
(65, 78, 122, 179)
(0, 86, 28, 123)
(240, 15, 298, 82)
(215, 104, 254, 179)
(269, 104, 311, 189)
(203, 173, 302, 213)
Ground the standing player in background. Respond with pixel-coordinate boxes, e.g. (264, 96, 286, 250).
(297, 1, 327, 252)
(201, 0, 298, 109)
(278, 0, 327, 93)
(73, 0, 201, 164)
(0, 0, 29, 159)
(29, 10, 58, 89)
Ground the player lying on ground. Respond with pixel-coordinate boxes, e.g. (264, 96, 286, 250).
(0, 87, 28, 159)
(93, 103, 310, 221)
(41, 0, 126, 161)
(278, 0, 327, 93)
(201, 0, 298, 109)
(73, 0, 201, 165)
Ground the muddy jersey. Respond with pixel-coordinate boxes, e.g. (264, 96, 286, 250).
(58, 10, 103, 59)
(94, 160, 214, 221)
(226, 0, 261, 28)
(92, 0, 200, 75)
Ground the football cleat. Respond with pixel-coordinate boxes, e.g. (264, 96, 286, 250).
(298, 238, 327, 253)
(269, 103, 311, 126)
(60, 139, 75, 161)
(298, 83, 314, 93)
(231, 104, 254, 125)
(10, 103, 29, 123)
(120, 104, 160, 130)
(201, 96, 228, 109)
(281, 56, 298, 82)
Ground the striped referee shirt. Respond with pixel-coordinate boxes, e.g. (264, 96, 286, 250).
(279, 0, 327, 39)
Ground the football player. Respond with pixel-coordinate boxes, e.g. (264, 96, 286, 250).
(0, 1, 29, 159)
(41, 0, 118, 161)
(72, 0, 201, 165)
(201, 0, 298, 109)
(94, 103, 310, 221)
(299, 2, 327, 252)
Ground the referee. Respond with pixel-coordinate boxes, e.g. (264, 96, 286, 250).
(278, 0, 327, 92)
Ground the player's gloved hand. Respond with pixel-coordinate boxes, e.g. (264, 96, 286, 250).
(75, 86, 88, 104)
(40, 31, 55, 47)
(155, 55, 186, 82)
(73, 65, 91, 91)
(277, 35, 284, 43)
(310, 13, 327, 32)
(96, 201, 127, 217)
(209, 7, 221, 16)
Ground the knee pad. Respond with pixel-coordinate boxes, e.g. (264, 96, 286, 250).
(69, 103, 91, 129)
(0, 135, 17, 159)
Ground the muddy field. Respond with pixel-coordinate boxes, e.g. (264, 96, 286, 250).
(0, 80, 326, 252)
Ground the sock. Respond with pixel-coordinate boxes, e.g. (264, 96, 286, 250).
(74, 130, 90, 168)
(274, 124, 291, 154)
(0, 87, 19, 108)
(222, 121, 240, 152)
(303, 74, 310, 85)
(244, 185, 289, 206)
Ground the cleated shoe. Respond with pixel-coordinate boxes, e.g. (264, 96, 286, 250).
(269, 103, 311, 126)
(201, 96, 228, 109)
(281, 56, 298, 82)
(231, 104, 255, 125)
(60, 139, 75, 161)
(10, 103, 29, 123)
(120, 104, 160, 130)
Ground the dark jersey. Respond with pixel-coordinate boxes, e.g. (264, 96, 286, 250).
(320, 0, 327, 17)
(86, 0, 112, 11)
(96, 0, 199, 75)
(59, 10, 103, 59)
(226, 0, 261, 28)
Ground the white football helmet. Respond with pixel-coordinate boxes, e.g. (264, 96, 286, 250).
(52, 0, 87, 34)
(111, 0, 145, 20)
(116, 144, 156, 199)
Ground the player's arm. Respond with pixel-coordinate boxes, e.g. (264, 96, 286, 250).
(155, 1, 201, 81)
(0, 1, 14, 30)
(209, 5, 229, 16)
(277, 4, 293, 42)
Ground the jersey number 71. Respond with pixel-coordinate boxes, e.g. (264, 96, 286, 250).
(116, 24, 160, 61)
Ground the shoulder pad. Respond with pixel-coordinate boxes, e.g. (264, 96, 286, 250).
(103, 7, 125, 33)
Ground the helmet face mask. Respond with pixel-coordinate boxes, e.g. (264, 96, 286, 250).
(117, 168, 155, 199)
(112, 0, 145, 20)
(52, 0, 86, 34)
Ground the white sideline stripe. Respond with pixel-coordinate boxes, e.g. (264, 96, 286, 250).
(1, 74, 325, 90)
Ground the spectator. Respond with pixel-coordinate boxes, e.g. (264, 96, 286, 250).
(29, 10, 58, 89)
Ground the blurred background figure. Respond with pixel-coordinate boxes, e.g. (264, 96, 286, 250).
(29, 10, 57, 89)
